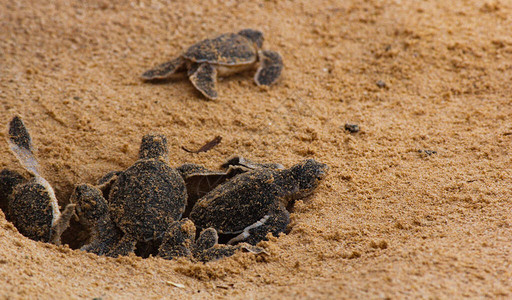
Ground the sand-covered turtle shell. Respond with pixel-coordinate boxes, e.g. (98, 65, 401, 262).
(9, 181, 53, 241)
(109, 159, 187, 241)
(183, 33, 257, 66)
(189, 169, 281, 234)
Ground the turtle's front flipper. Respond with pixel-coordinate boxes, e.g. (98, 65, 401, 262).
(71, 184, 122, 255)
(188, 63, 218, 100)
(192, 227, 218, 257)
(7, 116, 39, 176)
(221, 156, 285, 171)
(108, 234, 137, 257)
(254, 50, 283, 86)
(49, 203, 76, 245)
(141, 56, 187, 81)
(227, 204, 290, 245)
(158, 219, 195, 260)
(96, 170, 121, 199)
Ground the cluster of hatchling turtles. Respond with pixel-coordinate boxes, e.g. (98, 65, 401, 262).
(1, 30, 328, 262)
(1, 116, 328, 262)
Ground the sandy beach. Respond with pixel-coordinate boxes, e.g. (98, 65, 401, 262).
(1, 0, 511, 298)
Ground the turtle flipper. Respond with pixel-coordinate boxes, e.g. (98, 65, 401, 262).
(108, 234, 137, 257)
(76, 184, 137, 257)
(221, 156, 285, 170)
(227, 204, 290, 245)
(48, 203, 76, 245)
(192, 228, 218, 257)
(141, 56, 187, 81)
(95, 170, 121, 199)
(7, 116, 39, 176)
(188, 63, 218, 100)
(71, 184, 122, 255)
(158, 219, 195, 260)
(254, 50, 283, 86)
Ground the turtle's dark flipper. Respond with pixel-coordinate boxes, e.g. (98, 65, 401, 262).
(221, 156, 285, 171)
(80, 217, 123, 256)
(158, 219, 195, 260)
(254, 50, 283, 86)
(108, 234, 137, 257)
(192, 228, 218, 257)
(96, 170, 121, 199)
(188, 63, 218, 100)
(7, 116, 39, 176)
(141, 56, 187, 81)
(72, 184, 123, 255)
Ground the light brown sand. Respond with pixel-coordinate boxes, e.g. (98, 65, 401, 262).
(1, 0, 512, 298)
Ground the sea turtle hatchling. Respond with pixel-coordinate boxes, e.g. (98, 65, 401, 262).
(141, 29, 284, 100)
(189, 158, 329, 245)
(0, 116, 75, 244)
(88, 134, 188, 257)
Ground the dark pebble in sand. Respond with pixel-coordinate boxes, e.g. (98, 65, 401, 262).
(344, 123, 360, 133)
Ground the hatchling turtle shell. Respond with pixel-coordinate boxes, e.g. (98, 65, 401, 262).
(189, 169, 280, 235)
(10, 181, 53, 241)
(109, 159, 187, 241)
(183, 33, 258, 66)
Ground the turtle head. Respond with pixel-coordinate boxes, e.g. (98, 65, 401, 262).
(70, 184, 108, 226)
(238, 29, 264, 49)
(139, 134, 169, 162)
(289, 159, 329, 199)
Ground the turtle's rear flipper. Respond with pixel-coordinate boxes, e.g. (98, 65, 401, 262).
(188, 63, 218, 100)
(141, 56, 187, 81)
(49, 203, 76, 245)
(254, 50, 283, 86)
